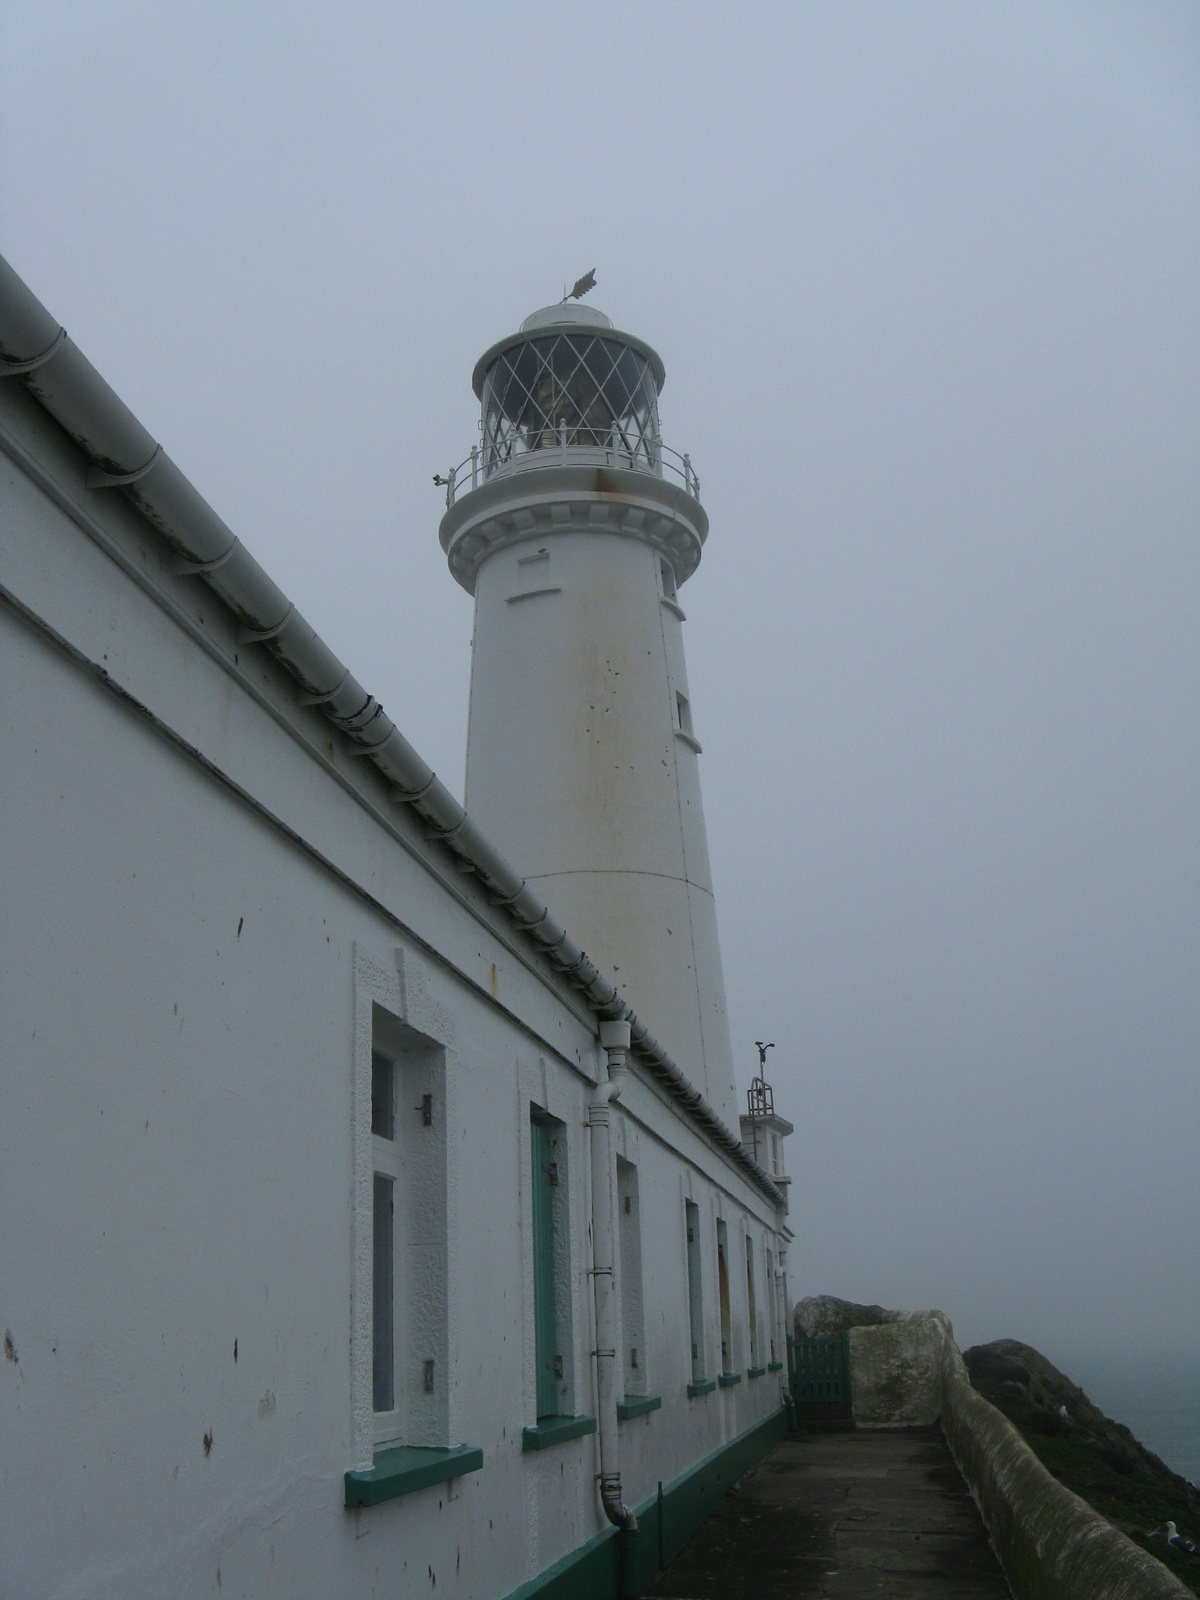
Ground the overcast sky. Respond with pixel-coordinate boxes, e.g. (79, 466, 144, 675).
(3, 2, 1196, 1360)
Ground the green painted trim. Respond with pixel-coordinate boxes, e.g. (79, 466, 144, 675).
(717, 1372, 742, 1388)
(500, 1521, 619, 1600)
(746, 1366, 766, 1379)
(344, 1443, 483, 1507)
(616, 1394, 662, 1421)
(767, 1360, 783, 1371)
(495, 1407, 789, 1599)
(522, 1414, 597, 1451)
(619, 1407, 788, 1596)
(686, 1378, 716, 1398)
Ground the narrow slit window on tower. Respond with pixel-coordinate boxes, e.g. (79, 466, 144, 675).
(659, 557, 677, 600)
(676, 691, 693, 736)
(745, 1233, 759, 1370)
(684, 1200, 705, 1383)
(716, 1218, 732, 1375)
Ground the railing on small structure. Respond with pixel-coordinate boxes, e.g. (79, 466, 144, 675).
(434, 435, 701, 511)
(788, 1331, 851, 1410)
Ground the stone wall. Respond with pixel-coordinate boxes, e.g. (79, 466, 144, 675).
(838, 1310, 1191, 1599)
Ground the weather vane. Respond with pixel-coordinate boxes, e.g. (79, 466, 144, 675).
(755, 1040, 775, 1071)
(562, 268, 597, 304)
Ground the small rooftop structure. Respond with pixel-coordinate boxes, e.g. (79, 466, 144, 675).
(740, 1075, 794, 1210)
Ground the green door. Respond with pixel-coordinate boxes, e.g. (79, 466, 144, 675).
(531, 1118, 558, 1419)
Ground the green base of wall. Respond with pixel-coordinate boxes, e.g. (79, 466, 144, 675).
(499, 1522, 620, 1600)
(620, 1408, 787, 1595)
(497, 1407, 787, 1600)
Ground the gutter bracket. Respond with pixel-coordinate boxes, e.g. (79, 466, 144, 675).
(87, 444, 163, 489)
(236, 603, 295, 645)
(174, 541, 239, 577)
(0, 327, 66, 375)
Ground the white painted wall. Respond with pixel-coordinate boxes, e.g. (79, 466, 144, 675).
(0, 379, 788, 1600)
(459, 491, 741, 1136)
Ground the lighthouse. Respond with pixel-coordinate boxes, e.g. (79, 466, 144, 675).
(438, 298, 740, 1132)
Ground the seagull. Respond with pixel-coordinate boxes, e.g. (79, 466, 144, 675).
(1159, 1522, 1200, 1557)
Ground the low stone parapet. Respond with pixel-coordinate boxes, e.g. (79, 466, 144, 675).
(841, 1311, 1191, 1599)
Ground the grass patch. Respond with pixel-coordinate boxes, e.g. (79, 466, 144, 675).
(965, 1339, 1200, 1594)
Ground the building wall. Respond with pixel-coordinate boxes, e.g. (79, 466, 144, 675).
(0, 381, 788, 1600)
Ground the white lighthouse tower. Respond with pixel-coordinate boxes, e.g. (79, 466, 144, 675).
(438, 298, 740, 1132)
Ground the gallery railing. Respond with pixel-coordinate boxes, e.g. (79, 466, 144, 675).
(434, 433, 701, 510)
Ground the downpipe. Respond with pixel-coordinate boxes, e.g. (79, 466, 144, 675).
(590, 1018, 638, 1532)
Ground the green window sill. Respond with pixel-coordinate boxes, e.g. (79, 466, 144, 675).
(522, 1414, 597, 1452)
(718, 1372, 742, 1388)
(617, 1394, 662, 1421)
(747, 1366, 767, 1380)
(344, 1443, 483, 1508)
(687, 1378, 716, 1398)
(767, 1360, 783, 1372)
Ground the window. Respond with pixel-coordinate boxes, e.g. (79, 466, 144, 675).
(716, 1219, 732, 1375)
(372, 1051, 398, 1415)
(676, 691, 693, 736)
(771, 1133, 780, 1176)
(370, 1008, 448, 1449)
(530, 1109, 573, 1419)
(659, 557, 677, 600)
(745, 1234, 759, 1370)
(684, 1200, 705, 1383)
(765, 1242, 778, 1364)
(617, 1158, 645, 1397)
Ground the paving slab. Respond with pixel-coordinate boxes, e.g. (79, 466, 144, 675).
(642, 1426, 1010, 1598)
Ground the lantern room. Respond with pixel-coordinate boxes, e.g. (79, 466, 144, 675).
(471, 303, 666, 477)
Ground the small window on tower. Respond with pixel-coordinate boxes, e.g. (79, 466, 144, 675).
(676, 692, 693, 735)
(659, 558, 677, 600)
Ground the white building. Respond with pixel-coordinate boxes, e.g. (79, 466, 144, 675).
(0, 258, 792, 1600)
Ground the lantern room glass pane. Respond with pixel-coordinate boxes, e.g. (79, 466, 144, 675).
(481, 333, 661, 475)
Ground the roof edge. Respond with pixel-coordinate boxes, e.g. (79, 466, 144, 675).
(0, 253, 782, 1210)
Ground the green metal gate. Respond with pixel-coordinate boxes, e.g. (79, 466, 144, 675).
(788, 1330, 851, 1408)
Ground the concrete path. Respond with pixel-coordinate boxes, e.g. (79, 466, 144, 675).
(642, 1426, 1011, 1598)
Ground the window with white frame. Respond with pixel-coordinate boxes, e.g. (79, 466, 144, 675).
(716, 1218, 732, 1375)
(369, 1006, 448, 1449)
(530, 1106, 575, 1420)
(685, 1200, 705, 1383)
(745, 1232, 759, 1370)
(617, 1157, 646, 1397)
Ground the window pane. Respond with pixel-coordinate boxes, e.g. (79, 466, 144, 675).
(371, 1051, 394, 1140)
(685, 1200, 704, 1382)
(373, 1174, 394, 1412)
(531, 1117, 558, 1419)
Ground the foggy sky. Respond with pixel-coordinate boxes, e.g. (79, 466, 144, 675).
(3, 1, 1196, 1360)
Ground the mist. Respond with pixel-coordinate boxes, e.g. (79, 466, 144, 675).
(3, 1, 1196, 1360)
